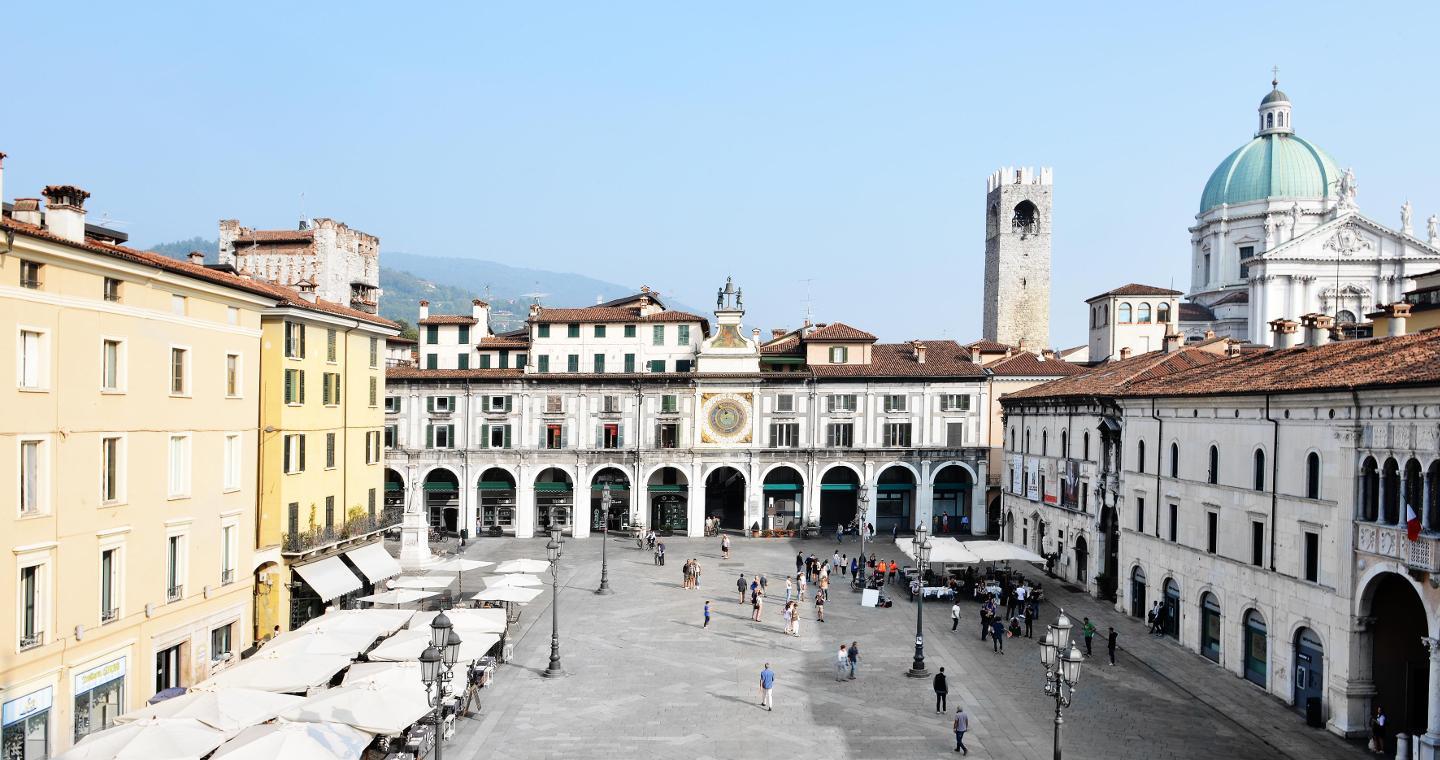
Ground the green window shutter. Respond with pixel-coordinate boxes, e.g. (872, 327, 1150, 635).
(537, 355, 549, 373)
(298, 434, 307, 471)
(284, 370, 294, 403)
(499, 350, 509, 369)
(284, 323, 293, 357)
(678, 325, 690, 344)
(426, 424, 434, 448)
(624, 354, 635, 373)
(503, 396, 513, 412)
(480, 424, 490, 449)
(448, 396, 457, 410)
(617, 425, 625, 448)
(458, 354, 470, 369)
(538, 324, 550, 338)
(652, 325, 664, 345)
(335, 375, 340, 404)
(327, 329, 336, 361)
(479, 354, 490, 369)
(299, 370, 306, 404)
(594, 354, 604, 373)
(299, 324, 307, 358)
(426, 354, 438, 370)
(502, 425, 512, 449)
(516, 353, 527, 368)
(567, 355, 579, 372)
(595, 325, 606, 338)
(427, 396, 435, 413)
(624, 325, 636, 338)
(459, 325, 469, 344)
(649, 360, 664, 373)
(567, 323, 579, 338)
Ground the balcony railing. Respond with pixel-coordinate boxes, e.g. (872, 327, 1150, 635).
(283, 509, 403, 555)
(167, 584, 184, 603)
(221, 569, 235, 585)
(19, 631, 43, 650)
(1355, 523, 1440, 573)
(100, 607, 119, 624)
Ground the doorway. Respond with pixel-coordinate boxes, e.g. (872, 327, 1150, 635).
(1130, 566, 1147, 619)
(706, 467, 746, 531)
(818, 467, 860, 530)
(1073, 536, 1088, 588)
(1293, 628, 1324, 716)
(155, 644, 183, 694)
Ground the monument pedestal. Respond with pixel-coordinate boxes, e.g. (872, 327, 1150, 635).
(398, 510, 438, 570)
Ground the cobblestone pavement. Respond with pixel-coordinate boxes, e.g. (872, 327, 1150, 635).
(425, 534, 1366, 760)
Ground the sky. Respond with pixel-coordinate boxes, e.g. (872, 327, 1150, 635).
(5, 2, 1440, 347)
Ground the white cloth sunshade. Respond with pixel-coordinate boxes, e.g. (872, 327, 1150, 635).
(344, 543, 403, 583)
(292, 557, 364, 602)
(408, 608, 508, 633)
(899, 539, 982, 565)
(355, 589, 437, 606)
(466, 586, 542, 604)
(212, 721, 371, 760)
(115, 688, 304, 734)
(282, 682, 433, 736)
(480, 573, 542, 588)
(389, 575, 454, 589)
(299, 608, 412, 639)
(56, 717, 225, 760)
(427, 557, 493, 573)
(493, 558, 550, 574)
(197, 649, 352, 694)
(366, 629, 501, 663)
(962, 540, 1046, 564)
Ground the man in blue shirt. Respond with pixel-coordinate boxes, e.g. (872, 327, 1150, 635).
(758, 663, 775, 711)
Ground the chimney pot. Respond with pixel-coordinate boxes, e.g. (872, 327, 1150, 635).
(187, 251, 205, 265)
(1268, 318, 1300, 349)
(970, 346, 981, 364)
(1300, 313, 1334, 347)
(913, 342, 927, 364)
(1203, 329, 1216, 340)
(472, 298, 487, 321)
(771, 328, 787, 340)
(419, 300, 431, 321)
(40, 185, 90, 243)
(12, 198, 41, 226)
(1384, 302, 1412, 337)
(1119, 346, 1133, 360)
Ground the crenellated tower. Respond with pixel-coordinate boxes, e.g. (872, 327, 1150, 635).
(982, 166, 1053, 349)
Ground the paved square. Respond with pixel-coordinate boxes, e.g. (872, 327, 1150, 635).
(432, 535, 1366, 760)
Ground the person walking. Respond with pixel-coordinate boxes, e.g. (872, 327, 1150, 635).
(835, 644, 849, 681)
(654, 541, 662, 566)
(759, 574, 768, 596)
(1370, 705, 1387, 754)
(1082, 617, 1097, 656)
(933, 667, 949, 713)
(703, 600, 711, 629)
(797, 571, 808, 603)
(751, 588, 763, 622)
(791, 602, 802, 638)
(657, 541, 666, 566)
(782, 602, 793, 636)
(849, 556, 858, 577)
(784, 577, 794, 604)
(693, 558, 702, 589)
(951, 601, 961, 631)
(847, 641, 859, 679)
(795, 552, 804, 575)
(815, 591, 826, 622)
(737, 573, 748, 604)
(836, 524, 844, 543)
(1024, 600, 1036, 638)
(953, 706, 970, 755)
(758, 663, 775, 711)
(681, 558, 691, 589)
(991, 618, 1006, 654)
(1107, 626, 1118, 666)
(721, 533, 731, 559)
(980, 600, 993, 640)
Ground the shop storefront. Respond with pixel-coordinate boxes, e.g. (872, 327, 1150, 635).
(535, 483, 572, 534)
(73, 656, 126, 743)
(477, 477, 516, 534)
(2, 685, 52, 760)
(590, 481, 630, 532)
(649, 487, 687, 532)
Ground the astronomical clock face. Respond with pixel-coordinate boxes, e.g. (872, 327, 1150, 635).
(701, 392, 752, 444)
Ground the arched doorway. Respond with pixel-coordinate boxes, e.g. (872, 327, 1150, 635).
(423, 469, 460, 533)
(648, 467, 689, 533)
(762, 466, 804, 532)
(1200, 592, 1221, 662)
(932, 465, 974, 535)
(1130, 566, 1147, 619)
(591, 468, 631, 532)
(476, 468, 516, 534)
(986, 496, 1001, 538)
(1364, 573, 1430, 746)
(384, 468, 406, 515)
(1004, 510, 1015, 543)
(534, 468, 573, 535)
(875, 466, 916, 535)
(1243, 609, 1268, 688)
(818, 467, 860, 530)
(1072, 535, 1088, 589)
(1293, 628, 1324, 716)
(705, 467, 744, 531)
(1162, 578, 1180, 639)
(1098, 505, 1120, 601)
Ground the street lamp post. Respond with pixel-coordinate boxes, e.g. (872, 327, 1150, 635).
(906, 526, 932, 677)
(419, 610, 463, 760)
(543, 528, 566, 677)
(596, 483, 613, 595)
(1038, 609, 1085, 760)
(856, 486, 870, 585)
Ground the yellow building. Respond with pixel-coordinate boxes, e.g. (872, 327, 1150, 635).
(1, 185, 274, 756)
(249, 280, 400, 637)
(1368, 268, 1440, 336)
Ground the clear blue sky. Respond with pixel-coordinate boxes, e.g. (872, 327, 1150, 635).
(6, 2, 1439, 347)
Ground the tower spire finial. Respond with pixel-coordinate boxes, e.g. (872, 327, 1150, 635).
(1271, 65, 1280, 89)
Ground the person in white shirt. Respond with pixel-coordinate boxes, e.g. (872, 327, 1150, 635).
(951, 602, 962, 632)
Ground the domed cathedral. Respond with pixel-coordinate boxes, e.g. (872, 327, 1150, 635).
(1180, 77, 1440, 345)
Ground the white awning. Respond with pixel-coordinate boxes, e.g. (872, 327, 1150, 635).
(292, 557, 363, 602)
(344, 543, 402, 584)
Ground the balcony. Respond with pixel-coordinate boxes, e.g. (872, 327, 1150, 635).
(100, 607, 119, 624)
(19, 631, 44, 651)
(167, 584, 184, 603)
(1355, 523, 1440, 573)
(283, 509, 403, 556)
(221, 569, 236, 585)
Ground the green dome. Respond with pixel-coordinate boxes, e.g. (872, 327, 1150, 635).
(1199, 134, 1339, 213)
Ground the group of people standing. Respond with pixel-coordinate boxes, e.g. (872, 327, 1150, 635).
(681, 557, 702, 589)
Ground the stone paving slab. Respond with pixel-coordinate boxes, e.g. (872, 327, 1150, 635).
(409, 535, 1368, 760)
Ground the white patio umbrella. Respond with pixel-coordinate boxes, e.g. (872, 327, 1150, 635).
(388, 575, 454, 589)
(963, 540, 1046, 564)
(212, 721, 371, 760)
(282, 681, 432, 736)
(354, 589, 438, 607)
(56, 717, 225, 760)
(115, 688, 304, 733)
(367, 629, 501, 662)
(341, 661, 428, 691)
(263, 627, 380, 659)
(480, 573, 543, 588)
(408, 608, 507, 634)
(467, 586, 543, 604)
(427, 557, 494, 597)
(493, 558, 550, 574)
(299, 608, 413, 638)
(198, 649, 352, 694)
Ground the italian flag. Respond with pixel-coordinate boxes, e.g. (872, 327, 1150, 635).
(1406, 502, 1422, 542)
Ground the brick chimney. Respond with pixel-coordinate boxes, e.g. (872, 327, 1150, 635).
(295, 277, 318, 304)
(1299, 313, 1334, 347)
(1383, 302, 1412, 337)
(1119, 346, 1132, 360)
(771, 328, 787, 340)
(1268, 318, 1300, 349)
(1163, 330, 1184, 353)
(911, 341, 927, 364)
(419, 299, 431, 322)
(11, 198, 41, 226)
(1203, 329, 1216, 340)
(187, 251, 205, 265)
(40, 185, 90, 243)
(969, 346, 981, 364)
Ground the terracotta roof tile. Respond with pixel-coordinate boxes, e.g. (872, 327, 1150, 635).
(964, 339, 1015, 353)
(1004, 348, 1224, 402)
(760, 334, 803, 355)
(477, 335, 530, 348)
(1089, 283, 1182, 299)
(387, 336, 418, 345)
(986, 352, 1088, 377)
(1179, 302, 1216, 321)
(232, 229, 315, 245)
(806, 322, 877, 342)
(417, 315, 478, 325)
(810, 341, 984, 379)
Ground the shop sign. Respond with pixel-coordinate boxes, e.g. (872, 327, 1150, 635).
(74, 657, 127, 693)
(2, 686, 52, 726)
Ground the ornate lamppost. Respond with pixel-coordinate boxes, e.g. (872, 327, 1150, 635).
(596, 483, 613, 595)
(1038, 609, 1085, 760)
(543, 528, 566, 677)
(856, 485, 870, 585)
(906, 525, 932, 677)
(419, 610, 463, 760)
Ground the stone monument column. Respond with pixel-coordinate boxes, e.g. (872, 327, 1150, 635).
(1421, 637, 1440, 759)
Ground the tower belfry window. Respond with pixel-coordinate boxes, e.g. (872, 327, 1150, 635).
(1012, 201, 1038, 234)
(1266, 112, 1274, 129)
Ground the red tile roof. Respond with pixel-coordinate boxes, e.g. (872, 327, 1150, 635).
(477, 335, 530, 348)
(387, 336, 418, 345)
(529, 306, 710, 334)
(1179, 302, 1216, 321)
(810, 341, 984, 379)
(1089, 283, 1182, 299)
(806, 322, 877, 342)
(986, 352, 1088, 378)
(964, 339, 1015, 353)
(232, 229, 315, 245)
(1004, 347, 1224, 401)
(1122, 330, 1440, 397)
(1212, 290, 1250, 306)
(2, 217, 398, 331)
(760, 334, 803, 355)
(417, 315, 478, 326)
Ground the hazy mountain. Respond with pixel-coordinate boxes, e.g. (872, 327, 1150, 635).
(147, 237, 217, 262)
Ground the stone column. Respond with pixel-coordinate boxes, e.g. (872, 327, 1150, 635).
(1379, 472, 1390, 526)
(1252, 277, 1268, 345)
(1421, 637, 1440, 759)
(458, 455, 476, 540)
(687, 460, 704, 538)
(973, 459, 989, 535)
(515, 462, 535, 538)
(917, 459, 933, 533)
(573, 462, 591, 539)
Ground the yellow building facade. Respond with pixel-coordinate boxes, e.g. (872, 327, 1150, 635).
(0, 205, 271, 756)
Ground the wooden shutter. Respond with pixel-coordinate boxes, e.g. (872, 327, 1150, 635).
(298, 371, 306, 404)
(503, 396, 513, 412)
(559, 426, 566, 449)
(595, 423, 602, 448)
(284, 370, 293, 403)
(480, 424, 490, 449)
(298, 434, 307, 471)
(284, 324, 293, 356)
(299, 324, 307, 358)
(426, 424, 434, 448)
(502, 425, 512, 449)
(447, 396, 457, 410)
(426, 396, 435, 413)
(335, 375, 342, 404)
(617, 425, 625, 448)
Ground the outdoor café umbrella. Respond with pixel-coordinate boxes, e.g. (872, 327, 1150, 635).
(963, 540, 1046, 564)
(354, 589, 438, 607)
(197, 649, 352, 694)
(427, 557, 493, 597)
(299, 608, 412, 638)
(367, 629, 501, 663)
(212, 721, 371, 760)
(479, 573, 542, 588)
(408, 608, 508, 634)
(57, 717, 225, 760)
(493, 558, 550, 574)
(388, 575, 454, 590)
(467, 586, 543, 604)
(341, 661, 429, 691)
(115, 688, 303, 734)
(282, 681, 432, 736)
(263, 626, 381, 659)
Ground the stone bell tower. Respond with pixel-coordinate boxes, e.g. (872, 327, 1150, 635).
(982, 167, 1053, 349)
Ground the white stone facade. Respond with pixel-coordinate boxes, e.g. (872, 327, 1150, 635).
(1086, 288, 1180, 361)
(983, 167, 1052, 350)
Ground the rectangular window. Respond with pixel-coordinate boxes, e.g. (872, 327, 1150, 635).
(426, 325, 439, 344)
(384, 425, 396, 449)
(488, 425, 510, 449)
(326, 329, 337, 362)
(624, 325, 636, 338)
(775, 394, 794, 412)
(166, 535, 185, 601)
(946, 422, 965, 447)
(425, 354, 438, 370)
(1303, 531, 1319, 582)
(652, 325, 665, 346)
(457, 354, 470, 370)
(486, 395, 506, 412)
(882, 422, 912, 447)
(430, 424, 455, 448)
(283, 369, 304, 405)
(325, 495, 335, 530)
(284, 321, 306, 358)
(1168, 503, 1178, 542)
(19, 564, 41, 647)
(545, 395, 563, 413)
(656, 422, 680, 449)
(567, 354, 579, 373)
(366, 431, 381, 464)
(545, 424, 564, 449)
(594, 354, 605, 373)
(537, 355, 550, 373)
(677, 325, 690, 344)
(883, 394, 907, 413)
(369, 337, 379, 368)
(537, 324, 550, 338)
(100, 548, 119, 622)
(211, 623, 233, 661)
(19, 260, 43, 289)
(1136, 497, 1145, 533)
(515, 353, 526, 368)
(436, 396, 458, 414)
(941, 394, 971, 412)
(170, 347, 188, 395)
(826, 422, 854, 448)
(220, 523, 236, 585)
(168, 435, 191, 497)
(102, 339, 123, 391)
(369, 376, 378, 406)
(601, 423, 621, 449)
(329, 372, 344, 405)
(103, 277, 122, 302)
(100, 436, 122, 504)
(594, 324, 606, 338)
(827, 394, 857, 412)
(385, 396, 400, 413)
(769, 422, 800, 448)
(567, 323, 580, 338)
(660, 394, 678, 414)
(1251, 522, 1264, 567)
(225, 353, 240, 397)
(602, 396, 620, 413)
(478, 354, 491, 369)
(624, 354, 636, 373)
(648, 359, 665, 373)
(19, 328, 45, 389)
(326, 432, 337, 469)
(171, 294, 187, 315)
(19, 439, 44, 515)
(458, 325, 470, 344)
(223, 433, 241, 491)
(828, 346, 848, 363)
(1207, 512, 1218, 554)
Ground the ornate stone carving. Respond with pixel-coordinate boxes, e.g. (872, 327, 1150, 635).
(1357, 525, 1377, 554)
(1335, 168, 1359, 213)
(1324, 224, 1373, 256)
(1377, 528, 1398, 557)
(1401, 200, 1413, 235)
(1428, 214, 1438, 245)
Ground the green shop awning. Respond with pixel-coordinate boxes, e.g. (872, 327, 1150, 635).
(762, 484, 801, 492)
(877, 483, 914, 492)
(477, 481, 515, 491)
(534, 483, 573, 492)
(384, 483, 403, 491)
(933, 482, 973, 491)
(820, 484, 857, 492)
(648, 484, 685, 493)
(423, 483, 458, 492)
(591, 484, 630, 492)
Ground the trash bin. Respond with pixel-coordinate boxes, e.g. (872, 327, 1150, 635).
(1304, 697, 1323, 728)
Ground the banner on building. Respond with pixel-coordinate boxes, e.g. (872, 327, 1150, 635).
(1060, 459, 1080, 507)
(1009, 454, 1022, 494)
(1025, 459, 1039, 501)
(1042, 459, 1058, 504)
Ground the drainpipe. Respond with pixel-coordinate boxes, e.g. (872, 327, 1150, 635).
(1264, 394, 1278, 572)
(1151, 397, 1162, 537)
